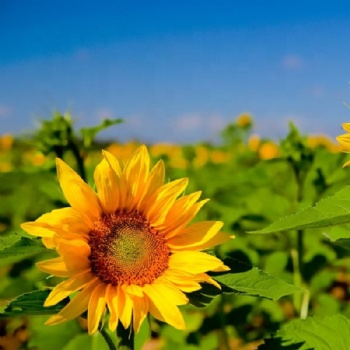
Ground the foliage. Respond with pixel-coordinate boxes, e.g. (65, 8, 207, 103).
(1, 112, 350, 349)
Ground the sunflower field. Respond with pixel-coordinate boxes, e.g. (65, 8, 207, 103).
(1, 112, 350, 350)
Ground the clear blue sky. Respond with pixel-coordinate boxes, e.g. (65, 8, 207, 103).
(1, 0, 350, 143)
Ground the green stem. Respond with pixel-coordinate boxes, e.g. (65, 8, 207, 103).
(218, 294, 230, 350)
(291, 244, 301, 314)
(291, 229, 309, 318)
(99, 326, 117, 350)
(300, 289, 310, 319)
(116, 323, 134, 350)
(289, 159, 309, 318)
(69, 139, 86, 181)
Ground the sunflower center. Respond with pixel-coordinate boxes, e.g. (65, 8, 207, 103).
(88, 210, 170, 286)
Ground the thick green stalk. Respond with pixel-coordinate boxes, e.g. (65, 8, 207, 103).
(117, 323, 134, 350)
(99, 326, 117, 350)
(289, 158, 310, 318)
(291, 229, 309, 319)
(218, 294, 230, 350)
(69, 139, 86, 181)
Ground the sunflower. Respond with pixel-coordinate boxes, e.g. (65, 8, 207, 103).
(336, 123, 350, 167)
(21, 145, 231, 334)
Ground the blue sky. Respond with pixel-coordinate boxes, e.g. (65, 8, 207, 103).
(2, 0, 350, 143)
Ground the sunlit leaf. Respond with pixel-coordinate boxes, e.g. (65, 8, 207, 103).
(1, 290, 69, 317)
(213, 267, 300, 301)
(187, 258, 300, 306)
(251, 185, 350, 234)
(259, 314, 350, 350)
(323, 225, 350, 251)
(0, 231, 23, 251)
(80, 118, 123, 147)
(0, 237, 46, 259)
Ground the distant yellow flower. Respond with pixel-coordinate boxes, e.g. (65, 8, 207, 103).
(0, 134, 14, 151)
(21, 146, 230, 334)
(236, 113, 253, 128)
(307, 134, 341, 153)
(106, 141, 140, 162)
(0, 162, 12, 172)
(336, 123, 350, 167)
(259, 141, 279, 160)
(210, 150, 230, 164)
(193, 145, 209, 168)
(150, 143, 188, 169)
(248, 134, 261, 152)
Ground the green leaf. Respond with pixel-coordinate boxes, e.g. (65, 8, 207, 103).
(213, 267, 300, 301)
(251, 185, 350, 234)
(186, 282, 222, 307)
(323, 225, 350, 251)
(258, 338, 305, 350)
(0, 231, 23, 251)
(81, 118, 123, 147)
(1, 290, 69, 317)
(259, 314, 350, 350)
(187, 258, 300, 306)
(0, 237, 46, 259)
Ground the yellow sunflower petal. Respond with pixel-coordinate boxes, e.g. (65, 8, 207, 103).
(88, 283, 107, 334)
(169, 251, 229, 274)
(42, 236, 55, 248)
(44, 270, 92, 306)
(20, 222, 58, 238)
(36, 257, 70, 277)
(124, 145, 150, 207)
(123, 284, 144, 297)
(144, 283, 187, 330)
(94, 158, 120, 214)
(102, 150, 126, 208)
(137, 160, 165, 211)
(106, 284, 119, 331)
(37, 207, 93, 233)
(56, 158, 102, 220)
(146, 178, 189, 226)
(56, 239, 90, 274)
(159, 273, 202, 293)
(195, 273, 221, 289)
(117, 286, 133, 329)
(193, 232, 234, 251)
(337, 134, 350, 147)
(163, 196, 209, 239)
(102, 150, 123, 177)
(342, 123, 350, 133)
(170, 233, 233, 252)
(167, 221, 224, 249)
(131, 294, 149, 333)
(46, 278, 99, 326)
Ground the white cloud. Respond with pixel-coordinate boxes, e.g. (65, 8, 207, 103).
(254, 114, 331, 138)
(282, 54, 303, 70)
(172, 113, 203, 131)
(172, 113, 226, 132)
(169, 113, 227, 143)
